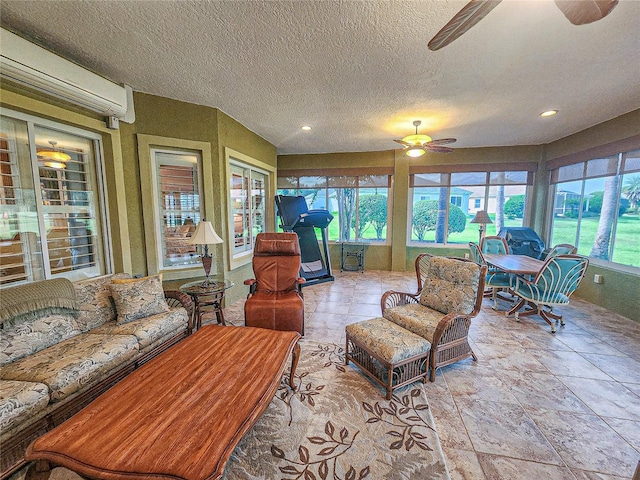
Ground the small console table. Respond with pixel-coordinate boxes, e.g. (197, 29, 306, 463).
(340, 242, 366, 273)
(180, 278, 234, 331)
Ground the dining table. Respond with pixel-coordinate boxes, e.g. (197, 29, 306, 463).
(482, 253, 546, 316)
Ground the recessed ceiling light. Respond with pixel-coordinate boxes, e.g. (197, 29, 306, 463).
(301, 126, 312, 131)
(540, 110, 558, 117)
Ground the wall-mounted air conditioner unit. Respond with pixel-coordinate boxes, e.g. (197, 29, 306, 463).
(0, 28, 128, 118)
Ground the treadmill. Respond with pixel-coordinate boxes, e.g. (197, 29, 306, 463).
(274, 195, 334, 286)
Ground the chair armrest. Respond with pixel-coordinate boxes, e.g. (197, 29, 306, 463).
(164, 290, 194, 333)
(244, 279, 256, 286)
(296, 278, 306, 284)
(381, 290, 420, 314)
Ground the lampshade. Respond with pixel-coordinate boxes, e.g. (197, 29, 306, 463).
(189, 221, 223, 245)
(470, 210, 493, 225)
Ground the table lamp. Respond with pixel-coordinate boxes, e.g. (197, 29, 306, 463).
(470, 210, 492, 244)
(188, 219, 223, 285)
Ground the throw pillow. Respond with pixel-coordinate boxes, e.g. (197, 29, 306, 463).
(110, 274, 169, 324)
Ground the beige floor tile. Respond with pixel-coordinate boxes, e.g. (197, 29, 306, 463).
(530, 349, 613, 380)
(476, 453, 576, 480)
(557, 376, 640, 421)
(579, 352, 640, 384)
(602, 417, 640, 452)
(442, 448, 486, 480)
(531, 408, 640, 477)
(455, 398, 563, 465)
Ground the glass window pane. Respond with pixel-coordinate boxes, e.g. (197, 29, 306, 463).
(154, 151, 201, 268)
(356, 188, 388, 241)
(615, 171, 640, 267)
(622, 149, 640, 174)
(411, 173, 446, 187)
(489, 171, 528, 185)
(299, 176, 325, 189)
(35, 126, 105, 278)
(0, 117, 44, 285)
(451, 172, 487, 186)
(585, 156, 619, 179)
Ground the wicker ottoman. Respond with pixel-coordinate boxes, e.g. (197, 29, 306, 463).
(345, 317, 431, 399)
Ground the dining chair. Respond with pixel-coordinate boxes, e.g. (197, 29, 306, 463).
(469, 242, 513, 310)
(480, 235, 510, 255)
(511, 254, 589, 333)
(547, 243, 577, 258)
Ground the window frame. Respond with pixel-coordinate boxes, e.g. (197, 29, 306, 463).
(225, 147, 276, 270)
(138, 134, 213, 281)
(0, 108, 112, 286)
(547, 150, 640, 271)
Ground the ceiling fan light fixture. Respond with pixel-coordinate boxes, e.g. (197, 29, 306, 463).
(401, 133, 433, 146)
(540, 110, 558, 117)
(37, 141, 71, 163)
(406, 147, 426, 158)
(43, 160, 67, 169)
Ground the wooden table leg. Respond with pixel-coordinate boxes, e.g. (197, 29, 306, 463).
(288, 342, 300, 391)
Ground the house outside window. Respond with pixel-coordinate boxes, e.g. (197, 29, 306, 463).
(277, 173, 392, 243)
(548, 149, 640, 268)
(409, 169, 532, 245)
(0, 110, 109, 286)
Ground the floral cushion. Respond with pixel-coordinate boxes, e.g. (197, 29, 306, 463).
(110, 275, 169, 325)
(419, 256, 480, 315)
(0, 334, 138, 402)
(346, 317, 431, 364)
(89, 307, 188, 349)
(0, 380, 50, 432)
(382, 303, 445, 344)
(0, 313, 81, 366)
(74, 273, 131, 331)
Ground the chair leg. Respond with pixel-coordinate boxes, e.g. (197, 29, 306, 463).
(538, 309, 558, 333)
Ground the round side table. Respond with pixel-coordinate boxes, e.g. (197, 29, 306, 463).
(180, 278, 234, 331)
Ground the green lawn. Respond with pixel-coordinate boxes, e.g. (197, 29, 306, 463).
(321, 212, 640, 268)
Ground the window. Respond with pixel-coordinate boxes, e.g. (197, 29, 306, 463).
(151, 150, 201, 269)
(277, 174, 392, 243)
(226, 148, 274, 269)
(409, 170, 532, 245)
(549, 149, 640, 268)
(0, 111, 109, 286)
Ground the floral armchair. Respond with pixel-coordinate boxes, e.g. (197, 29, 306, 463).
(381, 253, 486, 381)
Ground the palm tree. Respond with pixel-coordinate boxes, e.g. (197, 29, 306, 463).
(590, 175, 619, 259)
(623, 175, 640, 210)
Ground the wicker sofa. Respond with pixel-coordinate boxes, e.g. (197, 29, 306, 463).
(0, 274, 193, 477)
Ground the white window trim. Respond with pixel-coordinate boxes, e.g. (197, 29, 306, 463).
(224, 147, 276, 270)
(1, 108, 112, 283)
(138, 134, 213, 281)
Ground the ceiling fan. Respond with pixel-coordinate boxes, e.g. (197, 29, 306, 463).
(394, 120, 457, 156)
(428, 0, 619, 51)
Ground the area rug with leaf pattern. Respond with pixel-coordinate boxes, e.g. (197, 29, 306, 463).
(35, 341, 450, 480)
(221, 341, 450, 480)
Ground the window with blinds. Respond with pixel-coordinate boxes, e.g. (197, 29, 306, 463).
(0, 112, 108, 287)
(152, 151, 201, 269)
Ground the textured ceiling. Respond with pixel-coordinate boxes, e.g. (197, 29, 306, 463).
(1, 0, 639, 155)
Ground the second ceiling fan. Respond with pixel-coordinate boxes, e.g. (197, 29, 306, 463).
(428, 0, 619, 51)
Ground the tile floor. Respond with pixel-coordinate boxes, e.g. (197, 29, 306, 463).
(221, 270, 640, 480)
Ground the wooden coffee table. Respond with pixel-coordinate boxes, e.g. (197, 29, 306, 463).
(25, 325, 300, 480)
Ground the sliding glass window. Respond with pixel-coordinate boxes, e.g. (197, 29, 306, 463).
(548, 149, 640, 268)
(0, 110, 109, 286)
(409, 169, 532, 245)
(277, 174, 392, 243)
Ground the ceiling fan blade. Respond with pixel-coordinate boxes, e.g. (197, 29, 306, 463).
(426, 145, 455, 154)
(428, 0, 502, 51)
(554, 0, 618, 25)
(428, 138, 457, 145)
(394, 139, 411, 147)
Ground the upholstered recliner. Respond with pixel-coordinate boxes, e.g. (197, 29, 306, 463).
(244, 232, 305, 335)
(382, 253, 486, 381)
